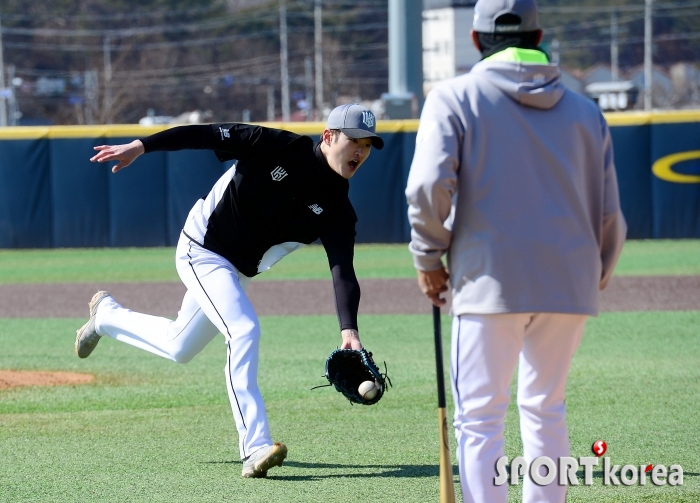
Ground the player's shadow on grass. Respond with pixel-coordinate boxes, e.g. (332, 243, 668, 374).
(203, 460, 698, 481)
(203, 460, 458, 480)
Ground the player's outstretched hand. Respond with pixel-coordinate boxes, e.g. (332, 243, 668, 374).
(91, 140, 145, 173)
(340, 328, 363, 350)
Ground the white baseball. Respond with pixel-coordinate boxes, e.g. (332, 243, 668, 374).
(358, 380, 378, 400)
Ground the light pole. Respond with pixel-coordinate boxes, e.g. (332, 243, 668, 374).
(280, 0, 290, 121)
(386, 0, 423, 118)
(7, 64, 20, 126)
(314, 0, 323, 120)
(644, 0, 653, 110)
(0, 9, 7, 127)
(103, 36, 113, 123)
(611, 10, 619, 82)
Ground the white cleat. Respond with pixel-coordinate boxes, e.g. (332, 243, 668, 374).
(75, 291, 111, 358)
(241, 442, 288, 478)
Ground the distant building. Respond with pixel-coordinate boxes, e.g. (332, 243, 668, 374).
(138, 109, 213, 126)
(420, 5, 691, 110)
(422, 0, 479, 93)
(584, 81, 639, 111)
(422, 1, 583, 96)
(560, 69, 584, 94)
(627, 65, 673, 108)
(669, 63, 700, 108)
(582, 65, 614, 88)
(34, 77, 66, 96)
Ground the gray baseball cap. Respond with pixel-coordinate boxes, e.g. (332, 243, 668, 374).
(473, 0, 539, 34)
(326, 103, 384, 150)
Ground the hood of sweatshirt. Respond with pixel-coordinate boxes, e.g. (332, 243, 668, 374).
(470, 48, 565, 110)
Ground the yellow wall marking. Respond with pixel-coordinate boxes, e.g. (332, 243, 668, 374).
(652, 151, 700, 183)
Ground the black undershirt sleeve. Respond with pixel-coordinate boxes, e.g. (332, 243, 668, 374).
(140, 125, 221, 152)
(321, 229, 360, 332)
(140, 123, 301, 162)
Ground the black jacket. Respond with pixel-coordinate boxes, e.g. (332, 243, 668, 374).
(140, 123, 361, 330)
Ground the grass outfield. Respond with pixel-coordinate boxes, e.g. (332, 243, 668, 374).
(1, 312, 699, 502)
(1, 239, 699, 283)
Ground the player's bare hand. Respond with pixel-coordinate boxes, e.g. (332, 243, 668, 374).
(418, 266, 450, 307)
(90, 140, 145, 173)
(340, 329, 362, 350)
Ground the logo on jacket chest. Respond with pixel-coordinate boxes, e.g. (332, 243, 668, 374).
(271, 166, 288, 181)
(308, 204, 323, 215)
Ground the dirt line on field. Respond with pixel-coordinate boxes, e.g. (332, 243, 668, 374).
(0, 370, 94, 388)
(0, 276, 698, 318)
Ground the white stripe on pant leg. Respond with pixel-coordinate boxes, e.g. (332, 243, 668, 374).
(95, 289, 220, 363)
(175, 236, 271, 460)
(517, 313, 587, 503)
(451, 314, 528, 503)
(223, 325, 271, 459)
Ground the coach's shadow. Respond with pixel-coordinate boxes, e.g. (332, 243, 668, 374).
(203, 460, 458, 480)
(205, 460, 698, 482)
(277, 461, 460, 481)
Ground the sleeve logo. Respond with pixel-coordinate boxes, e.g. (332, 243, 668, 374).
(271, 166, 288, 181)
(308, 204, 323, 215)
(219, 127, 230, 140)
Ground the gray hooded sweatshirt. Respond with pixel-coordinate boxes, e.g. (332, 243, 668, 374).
(406, 49, 627, 316)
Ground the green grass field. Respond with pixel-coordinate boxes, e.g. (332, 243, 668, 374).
(1, 241, 699, 502)
(1, 314, 699, 502)
(1, 239, 699, 283)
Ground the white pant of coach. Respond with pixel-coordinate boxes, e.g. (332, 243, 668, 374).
(450, 313, 587, 503)
(94, 233, 270, 460)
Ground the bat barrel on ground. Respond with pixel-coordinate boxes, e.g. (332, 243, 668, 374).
(433, 304, 456, 503)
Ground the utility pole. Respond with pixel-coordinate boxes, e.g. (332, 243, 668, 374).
(304, 56, 313, 121)
(279, 0, 290, 122)
(611, 10, 619, 81)
(85, 70, 98, 125)
(103, 36, 113, 123)
(0, 9, 7, 127)
(7, 64, 17, 126)
(314, 0, 323, 121)
(388, 0, 408, 97)
(267, 85, 275, 122)
(644, 0, 653, 110)
(551, 39, 560, 66)
(386, 0, 423, 118)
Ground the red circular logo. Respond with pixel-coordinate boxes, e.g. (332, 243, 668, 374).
(592, 440, 607, 457)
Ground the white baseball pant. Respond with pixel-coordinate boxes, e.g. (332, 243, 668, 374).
(450, 312, 587, 503)
(94, 233, 270, 459)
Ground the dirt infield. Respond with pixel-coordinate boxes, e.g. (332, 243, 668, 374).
(0, 370, 94, 389)
(1, 276, 698, 388)
(1, 276, 699, 318)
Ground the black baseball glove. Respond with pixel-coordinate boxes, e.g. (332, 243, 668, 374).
(317, 348, 391, 405)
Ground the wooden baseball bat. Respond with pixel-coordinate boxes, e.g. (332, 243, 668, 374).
(433, 304, 456, 503)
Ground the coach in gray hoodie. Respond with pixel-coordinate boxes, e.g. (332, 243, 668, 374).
(406, 0, 626, 502)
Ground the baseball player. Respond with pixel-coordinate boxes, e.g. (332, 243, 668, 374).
(75, 103, 383, 478)
(405, 0, 626, 502)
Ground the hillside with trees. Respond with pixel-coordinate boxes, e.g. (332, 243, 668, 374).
(0, 0, 698, 124)
(0, 0, 388, 124)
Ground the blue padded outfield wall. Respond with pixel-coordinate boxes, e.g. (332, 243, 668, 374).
(606, 111, 700, 239)
(1, 111, 699, 248)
